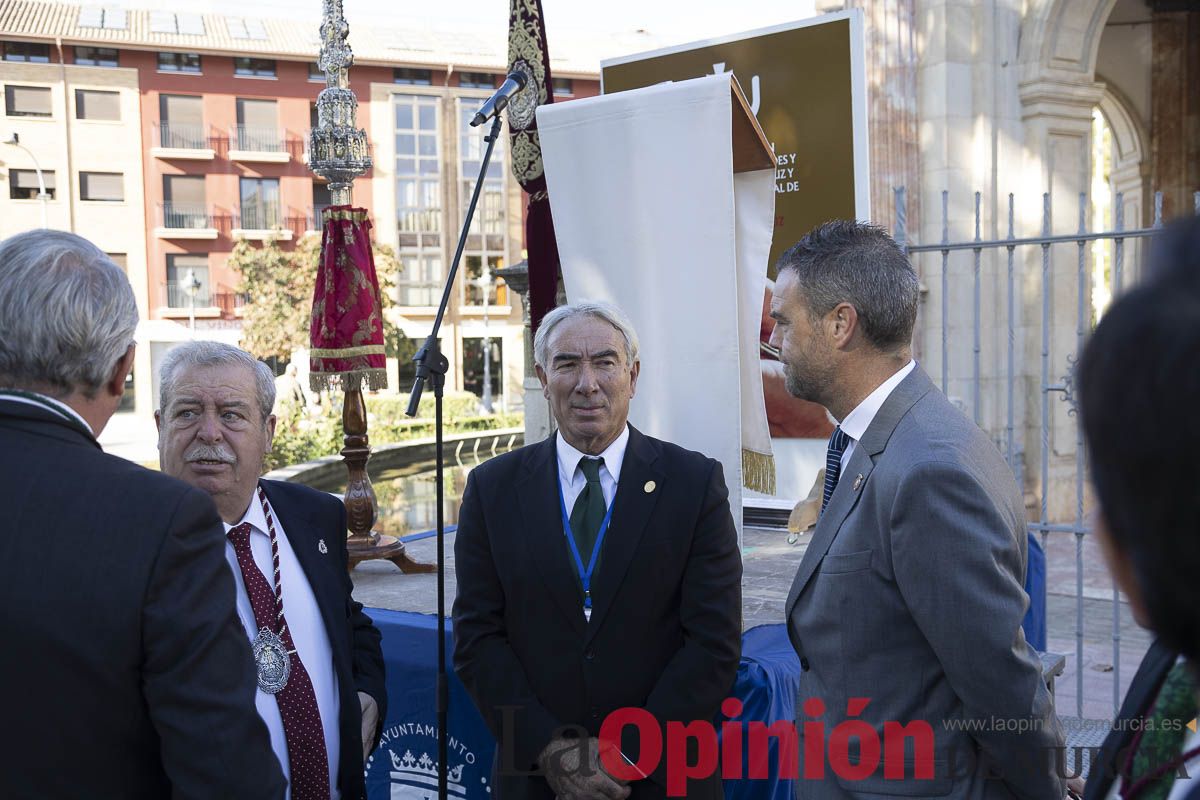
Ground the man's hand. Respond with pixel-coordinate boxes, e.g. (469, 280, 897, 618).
(1066, 776, 1085, 799)
(537, 737, 630, 800)
(359, 692, 379, 763)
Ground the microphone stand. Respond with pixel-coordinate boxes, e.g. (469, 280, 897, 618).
(405, 111, 504, 800)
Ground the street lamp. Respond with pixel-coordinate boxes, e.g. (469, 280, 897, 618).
(182, 268, 202, 337)
(474, 265, 494, 414)
(4, 132, 48, 229)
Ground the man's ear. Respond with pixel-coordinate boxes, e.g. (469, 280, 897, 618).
(105, 345, 136, 399)
(264, 413, 277, 453)
(829, 303, 859, 348)
(535, 363, 550, 399)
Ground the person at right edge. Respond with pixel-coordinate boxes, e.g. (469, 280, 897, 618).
(1080, 216, 1200, 800)
(772, 220, 1066, 797)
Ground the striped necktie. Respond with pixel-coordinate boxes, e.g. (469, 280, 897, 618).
(821, 426, 851, 514)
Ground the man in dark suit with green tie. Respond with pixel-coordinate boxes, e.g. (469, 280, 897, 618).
(453, 301, 742, 800)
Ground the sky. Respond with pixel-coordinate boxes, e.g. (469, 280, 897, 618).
(111, 0, 821, 55)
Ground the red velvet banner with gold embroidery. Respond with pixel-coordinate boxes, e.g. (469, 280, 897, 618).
(309, 205, 388, 391)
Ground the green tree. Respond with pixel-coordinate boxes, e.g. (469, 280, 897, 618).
(232, 234, 404, 362)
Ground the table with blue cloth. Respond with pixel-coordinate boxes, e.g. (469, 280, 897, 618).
(362, 534, 1046, 799)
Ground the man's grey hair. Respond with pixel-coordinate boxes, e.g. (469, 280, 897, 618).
(158, 341, 276, 423)
(776, 220, 920, 351)
(0, 229, 138, 398)
(533, 301, 640, 368)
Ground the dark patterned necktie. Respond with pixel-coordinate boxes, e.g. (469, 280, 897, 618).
(570, 457, 606, 561)
(821, 426, 851, 514)
(228, 523, 331, 800)
(1128, 661, 1199, 800)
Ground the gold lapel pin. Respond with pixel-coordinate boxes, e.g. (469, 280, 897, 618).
(318, 539, 328, 554)
(852, 474, 864, 491)
(644, 480, 656, 493)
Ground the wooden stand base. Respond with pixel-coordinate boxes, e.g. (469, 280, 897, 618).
(347, 532, 436, 573)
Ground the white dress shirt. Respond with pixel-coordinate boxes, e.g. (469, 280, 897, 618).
(224, 492, 341, 800)
(555, 424, 629, 513)
(835, 360, 917, 477)
(0, 390, 94, 436)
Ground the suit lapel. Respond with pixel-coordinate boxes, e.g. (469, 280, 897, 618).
(784, 446, 873, 616)
(585, 427, 665, 644)
(515, 437, 588, 636)
(259, 480, 348, 669)
(784, 367, 935, 619)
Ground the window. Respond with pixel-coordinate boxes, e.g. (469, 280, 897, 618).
(162, 175, 209, 228)
(150, 12, 204, 35)
(239, 177, 281, 229)
(310, 101, 319, 130)
(459, 100, 506, 237)
(5, 85, 52, 117)
(79, 7, 127, 30)
(159, 94, 205, 148)
(394, 94, 442, 307)
(462, 337, 503, 401)
(458, 72, 494, 89)
(235, 98, 279, 150)
(166, 254, 210, 307)
(552, 78, 574, 97)
(395, 95, 441, 233)
(75, 89, 120, 121)
(80, 171, 123, 202)
(312, 179, 332, 227)
(464, 255, 507, 306)
(233, 57, 275, 78)
(397, 252, 443, 306)
(74, 47, 118, 67)
(8, 169, 56, 200)
(2, 42, 50, 63)
(227, 18, 267, 40)
(157, 52, 201, 73)
(394, 68, 432, 85)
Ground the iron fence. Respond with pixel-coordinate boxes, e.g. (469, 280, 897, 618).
(893, 187, 1200, 720)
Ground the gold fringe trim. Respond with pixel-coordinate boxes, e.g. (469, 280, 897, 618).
(309, 368, 389, 393)
(742, 448, 776, 495)
(310, 345, 386, 358)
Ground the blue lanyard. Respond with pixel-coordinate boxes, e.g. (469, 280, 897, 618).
(556, 475, 616, 611)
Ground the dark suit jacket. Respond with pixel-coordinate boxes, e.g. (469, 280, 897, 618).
(0, 398, 285, 799)
(452, 426, 742, 800)
(259, 479, 387, 800)
(1083, 639, 1178, 800)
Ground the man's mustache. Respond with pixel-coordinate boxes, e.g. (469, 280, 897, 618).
(184, 444, 236, 464)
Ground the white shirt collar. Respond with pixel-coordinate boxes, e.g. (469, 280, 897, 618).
(556, 424, 630, 485)
(838, 360, 917, 443)
(221, 485, 270, 535)
(0, 390, 95, 436)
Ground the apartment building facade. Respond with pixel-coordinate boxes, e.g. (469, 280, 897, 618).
(0, 1, 599, 418)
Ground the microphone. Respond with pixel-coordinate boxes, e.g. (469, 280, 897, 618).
(470, 70, 528, 127)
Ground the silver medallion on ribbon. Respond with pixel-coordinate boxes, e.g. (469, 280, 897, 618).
(252, 628, 291, 694)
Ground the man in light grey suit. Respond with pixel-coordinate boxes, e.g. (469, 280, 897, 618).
(769, 221, 1065, 798)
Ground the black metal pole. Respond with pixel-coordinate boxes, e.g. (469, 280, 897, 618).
(405, 112, 504, 800)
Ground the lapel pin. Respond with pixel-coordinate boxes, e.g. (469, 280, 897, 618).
(318, 539, 328, 554)
(852, 474, 864, 491)
(644, 480, 656, 493)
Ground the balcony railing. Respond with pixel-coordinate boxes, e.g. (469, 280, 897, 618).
(233, 125, 284, 152)
(236, 204, 283, 230)
(214, 284, 248, 315)
(165, 280, 211, 308)
(160, 202, 215, 229)
(157, 122, 209, 150)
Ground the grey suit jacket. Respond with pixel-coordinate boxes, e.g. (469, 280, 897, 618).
(784, 367, 1065, 799)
